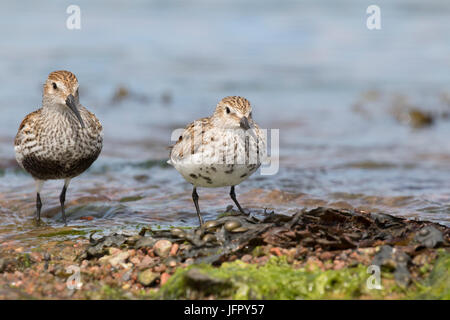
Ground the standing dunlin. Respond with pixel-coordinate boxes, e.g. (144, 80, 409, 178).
(14, 70, 103, 224)
(168, 96, 266, 225)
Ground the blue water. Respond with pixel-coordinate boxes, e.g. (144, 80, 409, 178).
(0, 0, 448, 244)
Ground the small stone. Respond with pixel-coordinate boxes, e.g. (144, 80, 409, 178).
(231, 227, 249, 233)
(138, 255, 154, 269)
(333, 260, 346, 270)
(30, 252, 42, 263)
(203, 220, 222, 230)
(130, 256, 140, 265)
(320, 252, 334, 261)
(160, 272, 171, 285)
(165, 257, 177, 268)
(138, 269, 158, 286)
(170, 228, 186, 238)
(241, 254, 252, 263)
(414, 226, 444, 248)
(121, 269, 132, 282)
(108, 247, 121, 256)
(153, 240, 172, 258)
(99, 251, 130, 267)
(170, 243, 179, 257)
(256, 256, 269, 265)
(202, 234, 216, 242)
(224, 220, 242, 231)
(269, 247, 282, 257)
(135, 237, 156, 249)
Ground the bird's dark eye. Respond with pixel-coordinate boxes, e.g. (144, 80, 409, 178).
(52, 82, 57, 90)
(226, 107, 230, 114)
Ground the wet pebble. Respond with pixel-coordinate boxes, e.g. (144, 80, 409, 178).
(320, 252, 334, 261)
(160, 272, 171, 285)
(165, 258, 177, 268)
(170, 243, 179, 256)
(202, 234, 216, 243)
(138, 255, 154, 269)
(224, 220, 242, 232)
(170, 228, 186, 239)
(135, 237, 156, 249)
(231, 227, 249, 233)
(121, 269, 132, 282)
(203, 220, 222, 230)
(153, 240, 172, 258)
(99, 251, 129, 267)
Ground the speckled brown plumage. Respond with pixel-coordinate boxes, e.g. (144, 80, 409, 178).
(15, 106, 102, 180)
(168, 96, 266, 225)
(14, 70, 103, 224)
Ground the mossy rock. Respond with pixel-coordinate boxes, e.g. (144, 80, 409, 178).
(155, 252, 450, 300)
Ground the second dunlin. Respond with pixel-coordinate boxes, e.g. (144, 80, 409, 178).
(168, 96, 266, 225)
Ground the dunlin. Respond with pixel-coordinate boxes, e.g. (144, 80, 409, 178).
(14, 70, 103, 224)
(168, 96, 266, 225)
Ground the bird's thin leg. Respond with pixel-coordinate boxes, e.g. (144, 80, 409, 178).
(59, 178, 71, 226)
(36, 193, 42, 222)
(230, 185, 246, 215)
(35, 180, 44, 224)
(192, 186, 204, 226)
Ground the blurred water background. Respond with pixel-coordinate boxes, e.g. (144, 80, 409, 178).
(0, 0, 449, 247)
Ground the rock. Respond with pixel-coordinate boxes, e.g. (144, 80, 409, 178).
(333, 260, 346, 271)
(138, 255, 155, 269)
(372, 245, 411, 286)
(184, 268, 232, 293)
(86, 244, 106, 258)
(30, 252, 42, 263)
(241, 254, 252, 263)
(414, 226, 444, 248)
(169, 243, 179, 256)
(372, 245, 396, 270)
(153, 240, 172, 258)
(138, 269, 158, 286)
(320, 252, 334, 261)
(121, 269, 132, 282)
(165, 257, 177, 268)
(99, 251, 129, 267)
(135, 237, 156, 249)
(160, 272, 171, 285)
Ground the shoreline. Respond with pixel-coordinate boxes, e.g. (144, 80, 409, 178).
(0, 207, 448, 299)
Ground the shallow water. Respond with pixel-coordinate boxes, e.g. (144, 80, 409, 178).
(0, 0, 449, 247)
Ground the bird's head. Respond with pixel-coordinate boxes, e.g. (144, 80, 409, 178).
(43, 70, 85, 128)
(213, 96, 254, 131)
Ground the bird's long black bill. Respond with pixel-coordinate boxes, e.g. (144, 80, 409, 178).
(65, 94, 85, 128)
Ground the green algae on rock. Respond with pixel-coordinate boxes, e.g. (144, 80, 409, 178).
(156, 252, 450, 300)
